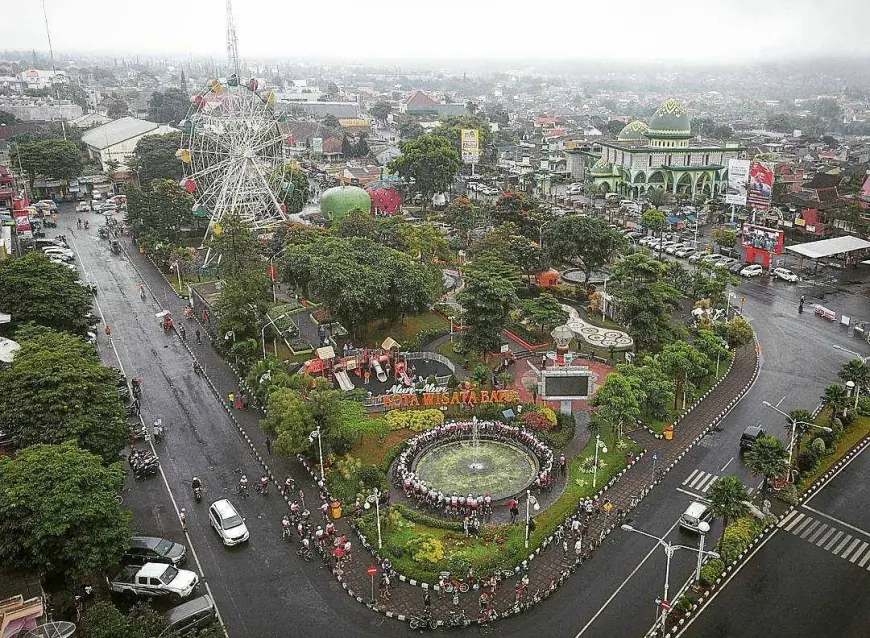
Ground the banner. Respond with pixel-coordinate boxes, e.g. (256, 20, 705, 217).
(312, 137, 323, 155)
(725, 158, 750, 205)
(460, 129, 480, 164)
(747, 160, 774, 210)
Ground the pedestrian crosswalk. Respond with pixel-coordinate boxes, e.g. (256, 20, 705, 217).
(681, 469, 721, 494)
(779, 510, 870, 569)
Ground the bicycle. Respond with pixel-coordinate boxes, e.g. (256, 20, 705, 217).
(236, 484, 249, 499)
(296, 546, 313, 562)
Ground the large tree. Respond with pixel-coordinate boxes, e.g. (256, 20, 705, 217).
(443, 196, 485, 246)
(591, 372, 642, 438)
(147, 87, 190, 125)
(0, 331, 128, 463)
(10, 139, 82, 187)
(659, 341, 711, 410)
(105, 98, 129, 119)
(431, 114, 493, 160)
(0, 253, 94, 335)
(263, 388, 316, 455)
(470, 222, 546, 285)
(543, 216, 624, 282)
(388, 134, 460, 210)
(457, 255, 519, 355)
(745, 435, 788, 493)
(519, 293, 568, 332)
(838, 359, 870, 393)
(124, 179, 194, 256)
(129, 131, 184, 184)
(640, 208, 668, 257)
(707, 476, 750, 528)
(0, 442, 130, 582)
(617, 358, 675, 420)
(369, 100, 392, 122)
(209, 211, 264, 278)
(821, 384, 850, 423)
(0, 110, 20, 125)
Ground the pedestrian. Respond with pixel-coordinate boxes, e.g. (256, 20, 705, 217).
(195, 327, 202, 345)
(179, 324, 186, 341)
(423, 591, 431, 610)
(235, 393, 243, 410)
(541, 353, 547, 368)
(364, 370, 371, 385)
(241, 392, 249, 409)
(265, 437, 272, 455)
(228, 391, 235, 406)
(463, 516, 470, 537)
(559, 454, 567, 476)
(104, 324, 112, 343)
(508, 497, 519, 523)
(562, 538, 569, 558)
(179, 508, 187, 532)
(574, 538, 583, 558)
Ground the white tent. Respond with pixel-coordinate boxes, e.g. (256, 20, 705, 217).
(0, 337, 21, 364)
(786, 235, 870, 260)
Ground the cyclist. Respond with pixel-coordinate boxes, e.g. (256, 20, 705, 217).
(256, 474, 269, 494)
(282, 515, 292, 541)
(284, 475, 295, 494)
(238, 474, 249, 496)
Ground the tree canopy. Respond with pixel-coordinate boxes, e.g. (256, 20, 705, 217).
(282, 236, 440, 335)
(129, 131, 184, 184)
(105, 98, 129, 119)
(124, 179, 194, 256)
(388, 135, 460, 209)
(10, 139, 82, 186)
(0, 442, 130, 581)
(543, 216, 624, 281)
(0, 330, 129, 463)
(745, 435, 788, 493)
(0, 253, 94, 335)
(470, 222, 546, 285)
(708, 476, 750, 527)
(519, 293, 568, 332)
(148, 87, 190, 125)
(369, 101, 392, 122)
(457, 255, 519, 355)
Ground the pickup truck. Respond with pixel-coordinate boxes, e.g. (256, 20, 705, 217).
(107, 562, 198, 600)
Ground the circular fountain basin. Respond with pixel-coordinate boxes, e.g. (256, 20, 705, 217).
(412, 440, 538, 500)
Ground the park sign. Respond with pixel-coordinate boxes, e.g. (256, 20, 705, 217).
(461, 129, 480, 165)
(381, 389, 520, 410)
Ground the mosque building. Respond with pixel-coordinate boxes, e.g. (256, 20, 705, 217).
(568, 99, 745, 199)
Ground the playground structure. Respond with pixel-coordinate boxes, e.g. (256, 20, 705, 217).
(302, 338, 454, 404)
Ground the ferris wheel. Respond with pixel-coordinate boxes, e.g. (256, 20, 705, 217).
(178, 76, 287, 261)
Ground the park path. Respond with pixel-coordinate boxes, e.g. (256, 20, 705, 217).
(126, 244, 758, 626)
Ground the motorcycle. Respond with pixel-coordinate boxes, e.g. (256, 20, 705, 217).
(152, 421, 164, 443)
(129, 422, 147, 441)
(194, 485, 203, 502)
(445, 609, 469, 628)
(126, 400, 141, 417)
(408, 611, 438, 631)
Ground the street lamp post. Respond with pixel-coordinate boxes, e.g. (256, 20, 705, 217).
(365, 488, 382, 550)
(833, 344, 870, 364)
(309, 425, 325, 482)
(261, 313, 289, 361)
(524, 489, 539, 549)
(762, 401, 831, 480)
(846, 380, 860, 412)
(621, 524, 720, 634)
(592, 434, 608, 488)
(601, 277, 610, 321)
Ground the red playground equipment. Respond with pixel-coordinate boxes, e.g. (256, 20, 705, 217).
(394, 360, 412, 386)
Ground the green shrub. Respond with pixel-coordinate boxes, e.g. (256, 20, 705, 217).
(537, 414, 576, 448)
(778, 483, 800, 505)
(385, 409, 445, 431)
(700, 558, 725, 586)
(380, 440, 405, 472)
(717, 517, 762, 564)
(395, 505, 464, 531)
(811, 437, 826, 456)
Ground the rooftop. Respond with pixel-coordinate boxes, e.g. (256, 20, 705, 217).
(786, 235, 870, 259)
(81, 116, 160, 150)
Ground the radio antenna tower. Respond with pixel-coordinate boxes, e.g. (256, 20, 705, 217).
(41, 0, 66, 140)
(225, 0, 241, 80)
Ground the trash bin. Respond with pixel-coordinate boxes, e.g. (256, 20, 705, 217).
(330, 500, 342, 519)
(663, 424, 674, 441)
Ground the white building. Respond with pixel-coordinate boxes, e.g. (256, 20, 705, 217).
(17, 69, 67, 91)
(81, 117, 177, 172)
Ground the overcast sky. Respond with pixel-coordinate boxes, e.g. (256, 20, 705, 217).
(5, 0, 870, 63)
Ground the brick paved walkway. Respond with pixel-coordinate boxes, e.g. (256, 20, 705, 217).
(126, 245, 759, 627)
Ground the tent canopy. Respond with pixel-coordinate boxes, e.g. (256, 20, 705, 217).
(785, 235, 870, 260)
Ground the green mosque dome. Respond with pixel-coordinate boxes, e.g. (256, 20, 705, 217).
(320, 186, 372, 222)
(617, 120, 650, 141)
(590, 157, 614, 176)
(647, 99, 692, 139)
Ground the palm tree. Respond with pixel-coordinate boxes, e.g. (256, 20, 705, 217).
(838, 359, 870, 393)
(708, 476, 750, 527)
(745, 435, 788, 493)
(647, 187, 668, 209)
(821, 384, 850, 423)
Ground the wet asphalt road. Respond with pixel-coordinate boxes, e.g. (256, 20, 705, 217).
(54, 203, 870, 637)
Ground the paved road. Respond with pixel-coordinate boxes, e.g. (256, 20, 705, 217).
(53, 202, 870, 638)
(681, 440, 870, 638)
(62, 208, 398, 638)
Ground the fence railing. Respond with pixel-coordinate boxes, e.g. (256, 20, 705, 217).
(399, 351, 457, 374)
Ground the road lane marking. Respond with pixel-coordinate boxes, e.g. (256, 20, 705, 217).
(799, 520, 820, 539)
(683, 469, 700, 486)
(803, 439, 870, 506)
(675, 487, 711, 502)
(791, 518, 811, 536)
(784, 512, 805, 532)
(841, 538, 862, 560)
(824, 530, 843, 551)
(850, 542, 868, 564)
(720, 457, 734, 473)
(778, 510, 799, 528)
(833, 534, 852, 556)
(801, 504, 870, 541)
(688, 471, 707, 489)
(573, 520, 681, 638)
(862, 550, 870, 568)
(807, 523, 828, 543)
(817, 528, 835, 547)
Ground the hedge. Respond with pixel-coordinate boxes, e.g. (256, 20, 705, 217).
(394, 504, 464, 532)
(700, 558, 725, 586)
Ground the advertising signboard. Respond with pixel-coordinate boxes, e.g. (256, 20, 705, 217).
(741, 223, 784, 255)
(725, 159, 750, 205)
(312, 137, 323, 155)
(461, 129, 480, 164)
(747, 160, 774, 210)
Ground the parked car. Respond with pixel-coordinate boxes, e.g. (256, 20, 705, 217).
(675, 246, 696, 258)
(92, 191, 103, 201)
(164, 595, 218, 636)
(700, 253, 723, 264)
(35, 200, 58, 213)
(639, 236, 656, 246)
(729, 261, 749, 274)
(123, 536, 187, 567)
(107, 562, 198, 600)
(679, 501, 713, 533)
(773, 267, 798, 283)
(42, 246, 75, 259)
(740, 264, 764, 278)
(712, 256, 736, 268)
(688, 252, 705, 264)
(665, 243, 686, 255)
(76, 201, 92, 213)
(208, 499, 249, 546)
(740, 425, 766, 452)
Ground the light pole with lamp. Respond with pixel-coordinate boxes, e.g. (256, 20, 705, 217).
(261, 313, 289, 361)
(592, 434, 608, 488)
(308, 425, 325, 483)
(601, 277, 610, 321)
(846, 380, 860, 414)
(365, 488, 383, 550)
(762, 401, 831, 480)
(833, 344, 870, 364)
(525, 489, 539, 549)
(620, 524, 721, 634)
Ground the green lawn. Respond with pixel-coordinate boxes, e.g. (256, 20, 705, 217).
(358, 428, 639, 583)
(362, 311, 449, 350)
(436, 339, 490, 371)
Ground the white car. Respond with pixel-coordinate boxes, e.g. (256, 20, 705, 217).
(687, 252, 705, 263)
(92, 191, 103, 201)
(740, 264, 764, 278)
(76, 201, 92, 213)
(208, 499, 249, 546)
(665, 243, 685, 255)
(773, 267, 798, 283)
(675, 246, 696, 258)
(43, 247, 75, 259)
(50, 259, 78, 271)
(700, 253, 723, 264)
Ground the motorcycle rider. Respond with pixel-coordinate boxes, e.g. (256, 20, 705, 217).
(192, 476, 202, 499)
(238, 474, 249, 495)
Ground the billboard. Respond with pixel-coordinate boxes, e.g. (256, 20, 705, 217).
(747, 160, 774, 210)
(725, 158, 750, 205)
(312, 137, 323, 155)
(741, 223, 784, 255)
(461, 129, 480, 164)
